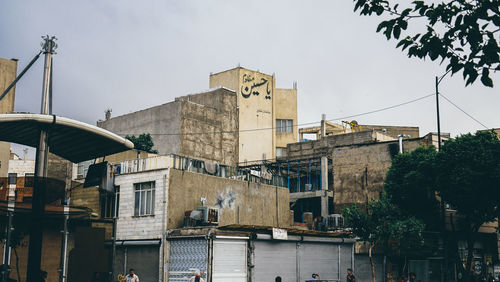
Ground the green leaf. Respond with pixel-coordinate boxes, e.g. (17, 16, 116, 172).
(393, 25, 401, 39)
(480, 68, 493, 87)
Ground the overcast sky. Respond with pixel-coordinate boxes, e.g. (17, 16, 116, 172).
(2, 0, 499, 157)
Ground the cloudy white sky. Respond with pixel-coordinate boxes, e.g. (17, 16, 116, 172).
(2, 0, 499, 157)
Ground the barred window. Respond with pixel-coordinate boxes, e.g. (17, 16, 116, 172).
(134, 182, 155, 216)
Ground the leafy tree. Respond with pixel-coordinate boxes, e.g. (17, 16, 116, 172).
(385, 146, 441, 229)
(125, 133, 158, 154)
(435, 130, 500, 280)
(353, 0, 500, 87)
(343, 196, 425, 282)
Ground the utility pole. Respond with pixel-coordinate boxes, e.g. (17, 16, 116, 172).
(436, 75, 449, 282)
(26, 35, 57, 282)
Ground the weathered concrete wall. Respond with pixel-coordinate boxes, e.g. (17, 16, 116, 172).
(167, 169, 291, 229)
(114, 169, 169, 240)
(361, 124, 420, 139)
(8, 159, 35, 176)
(99, 101, 182, 156)
(275, 88, 298, 151)
(287, 130, 381, 160)
(332, 138, 426, 213)
(209, 68, 240, 95)
(48, 153, 74, 189)
(0, 58, 17, 177)
(176, 87, 239, 166)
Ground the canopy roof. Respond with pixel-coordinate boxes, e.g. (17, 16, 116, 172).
(0, 113, 134, 163)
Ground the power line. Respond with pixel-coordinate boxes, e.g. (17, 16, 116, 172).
(439, 93, 488, 129)
(117, 92, 435, 136)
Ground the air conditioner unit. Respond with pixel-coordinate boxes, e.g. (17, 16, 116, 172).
(196, 206, 219, 224)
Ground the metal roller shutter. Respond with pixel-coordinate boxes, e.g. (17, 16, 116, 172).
(168, 238, 208, 282)
(299, 243, 339, 281)
(253, 241, 297, 282)
(212, 240, 247, 282)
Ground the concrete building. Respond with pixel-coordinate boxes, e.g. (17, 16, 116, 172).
(98, 67, 298, 166)
(209, 67, 298, 161)
(0, 58, 18, 177)
(103, 154, 291, 281)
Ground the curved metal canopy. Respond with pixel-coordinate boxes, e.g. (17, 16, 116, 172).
(0, 113, 134, 163)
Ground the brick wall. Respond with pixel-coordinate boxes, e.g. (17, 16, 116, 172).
(114, 169, 169, 240)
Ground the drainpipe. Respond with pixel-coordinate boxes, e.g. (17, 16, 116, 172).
(320, 114, 326, 139)
(160, 173, 168, 282)
(398, 134, 404, 154)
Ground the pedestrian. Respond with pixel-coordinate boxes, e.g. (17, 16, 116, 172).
(408, 272, 416, 282)
(40, 270, 47, 282)
(188, 270, 205, 282)
(125, 269, 139, 282)
(347, 268, 355, 282)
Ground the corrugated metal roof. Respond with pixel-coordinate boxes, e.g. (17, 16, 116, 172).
(0, 113, 134, 163)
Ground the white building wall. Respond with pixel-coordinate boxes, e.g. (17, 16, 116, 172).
(114, 168, 170, 240)
(8, 159, 35, 176)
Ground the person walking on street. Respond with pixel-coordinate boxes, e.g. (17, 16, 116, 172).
(347, 268, 356, 282)
(408, 272, 417, 282)
(188, 270, 205, 282)
(125, 269, 139, 282)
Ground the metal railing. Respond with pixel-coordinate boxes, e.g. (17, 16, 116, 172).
(115, 154, 288, 188)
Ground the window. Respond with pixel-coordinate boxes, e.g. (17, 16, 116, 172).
(276, 119, 293, 133)
(101, 186, 120, 218)
(276, 147, 287, 158)
(77, 160, 93, 179)
(8, 173, 17, 185)
(134, 182, 155, 216)
(24, 173, 35, 187)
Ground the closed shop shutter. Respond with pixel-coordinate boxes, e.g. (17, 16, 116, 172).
(115, 245, 160, 282)
(253, 241, 296, 282)
(212, 240, 247, 282)
(354, 254, 384, 282)
(340, 244, 354, 280)
(168, 238, 208, 282)
(299, 243, 339, 281)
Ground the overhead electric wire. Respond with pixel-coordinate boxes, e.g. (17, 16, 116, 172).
(439, 93, 488, 129)
(117, 92, 435, 136)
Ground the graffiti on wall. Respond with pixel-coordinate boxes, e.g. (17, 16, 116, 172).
(215, 189, 236, 210)
(241, 73, 272, 100)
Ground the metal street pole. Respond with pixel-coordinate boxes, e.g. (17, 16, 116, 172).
(58, 205, 69, 282)
(26, 35, 57, 282)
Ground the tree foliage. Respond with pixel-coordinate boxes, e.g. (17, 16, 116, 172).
(385, 146, 441, 228)
(353, 0, 500, 87)
(125, 133, 158, 154)
(343, 196, 425, 256)
(436, 130, 500, 228)
(381, 130, 500, 279)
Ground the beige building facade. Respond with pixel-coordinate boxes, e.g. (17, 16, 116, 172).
(0, 58, 18, 177)
(209, 67, 298, 163)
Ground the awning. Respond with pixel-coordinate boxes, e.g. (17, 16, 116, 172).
(0, 113, 134, 163)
